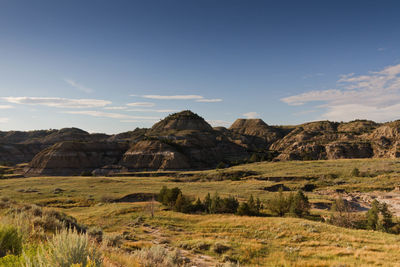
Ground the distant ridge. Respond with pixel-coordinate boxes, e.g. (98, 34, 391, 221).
(2, 110, 400, 176)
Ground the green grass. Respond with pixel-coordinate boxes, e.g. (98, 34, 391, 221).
(2, 158, 400, 266)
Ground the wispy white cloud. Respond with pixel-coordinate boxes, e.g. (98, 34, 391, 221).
(140, 94, 204, 100)
(64, 79, 93, 93)
(137, 94, 223, 103)
(104, 106, 127, 110)
(0, 105, 13, 109)
(0, 118, 9, 123)
(3, 97, 111, 108)
(127, 108, 178, 113)
(196, 98, 223, 103)
(281, 63, 400, 121)
(63, 110, 159, 120)
(243, 112, 259, 119)
(126, 102, 155, 107)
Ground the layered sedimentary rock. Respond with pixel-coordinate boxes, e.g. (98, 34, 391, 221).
(0, 128, 110, 165)
(120, 111, 249, 170)
(25, 141, 128, 176)
(11, 112, 400, 176)
(120, 140, 190, 170)
(271, 120, 379, 160)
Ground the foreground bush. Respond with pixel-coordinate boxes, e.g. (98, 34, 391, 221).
(0, 225, 22, 257)
(26, 228, 102, 267)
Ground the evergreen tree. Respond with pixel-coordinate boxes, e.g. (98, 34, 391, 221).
(237, 202, 251, 216)
(222, 196, 239, 213)
(203, 193, 212, 213)
(290, 190, 311, 217)
(268, 188, 290, 217)
(158, 186, 168, 204)
(193, 197, 205, 213)
(210, 192, 222, 214)
(378, 202, 392, 232)
(366, 200, 379, 230)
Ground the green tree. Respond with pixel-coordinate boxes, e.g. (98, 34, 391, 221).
(378, 202, 392, 232)
(236, 202, 251, 216)
(193, 198, 205, 213)
(366, 200, 379, 230)
(268, 188, 290, 217)
(222, 196, 239, 213)
(289, 190, 310, 217)
(210, 192, 223, 214)
(174, 193, 193, 213)
(203, 193, 212, 213)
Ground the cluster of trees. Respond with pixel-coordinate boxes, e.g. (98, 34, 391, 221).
(329, 197, 395, 233)
(366, 200, 393, 232)
(267, 189, 311, 218)
(158, 186, 262, 216)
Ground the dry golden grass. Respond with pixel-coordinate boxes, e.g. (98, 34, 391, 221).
(2, 158, 400, 266)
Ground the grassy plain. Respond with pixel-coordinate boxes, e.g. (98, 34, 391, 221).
(2, 158, 400, 266)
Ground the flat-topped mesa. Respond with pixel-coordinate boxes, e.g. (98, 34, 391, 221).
(149, 110, 213, 133)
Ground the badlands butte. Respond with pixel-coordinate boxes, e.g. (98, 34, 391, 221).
(1, 110, 400, 176)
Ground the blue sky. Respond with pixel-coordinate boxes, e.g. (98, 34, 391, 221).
(1, 0, 400, 133)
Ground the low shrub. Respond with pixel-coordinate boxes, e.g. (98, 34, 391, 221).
(213, 243, 231, 254)
(87, 227, 103, 243)
(103, 233, 123, 247)
(27, 228, 102, 267)
(133, 245, 184, 267)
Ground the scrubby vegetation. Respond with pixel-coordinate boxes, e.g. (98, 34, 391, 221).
(2, 159, 400, 265)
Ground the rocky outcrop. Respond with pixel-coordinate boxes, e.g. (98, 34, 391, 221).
(271, 121, 377, 160)
(325, 142, 373, 159)
(120, 140, 190, 170)
(368, 121, 400, 158)
(229, 119, 283, 144)
(228, 118, 284, 151)
(25, 141, 128, 176)
(120, 111, 249, 170)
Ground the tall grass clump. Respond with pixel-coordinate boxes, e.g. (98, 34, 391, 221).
(26, 228, 102, 267)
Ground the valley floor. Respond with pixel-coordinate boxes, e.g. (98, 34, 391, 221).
(2, 158, 400, 266)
